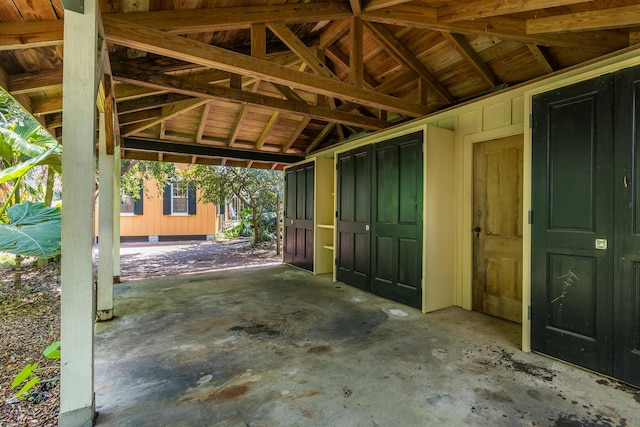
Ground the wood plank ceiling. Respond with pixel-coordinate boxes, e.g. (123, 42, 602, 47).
(1, 0, 639, 169)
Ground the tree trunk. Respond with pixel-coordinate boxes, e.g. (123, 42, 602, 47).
(44, 165, 54, 206)
(13, 181, 21, 288)
(251, 205, 260, 246)
(38, 166, 56, 268)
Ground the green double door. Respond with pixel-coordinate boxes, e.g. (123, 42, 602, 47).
(337, 132, 423, 309)
(532, 65, 640, 387)
(284, 162, 314, 272)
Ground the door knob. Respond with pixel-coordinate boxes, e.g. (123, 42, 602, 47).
(472, 226, 481, 233)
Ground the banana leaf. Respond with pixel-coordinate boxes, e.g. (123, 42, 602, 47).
(0, 201, 61, 258)
(0, 145, 59, 184)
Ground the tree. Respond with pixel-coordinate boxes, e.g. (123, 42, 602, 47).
(186, 165, 283, 246)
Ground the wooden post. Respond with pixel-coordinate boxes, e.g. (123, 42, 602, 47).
(113, 146, 121, 283)
(59, 2, 98, 425)
(97, 111, 114, 321)
(276, 193, 281, 256)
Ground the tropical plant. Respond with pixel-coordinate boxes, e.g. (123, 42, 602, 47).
(185, 165, 283, 246)
(0, 201, 61, 258)
(9, 341, 60, 403)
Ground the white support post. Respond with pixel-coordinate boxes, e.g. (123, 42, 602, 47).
(59, 2, 98, 426)
(97, 112, 114, 321)
(113, 147, 121, 282)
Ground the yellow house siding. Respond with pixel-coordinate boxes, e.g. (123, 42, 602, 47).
(96, 178, 219, 238)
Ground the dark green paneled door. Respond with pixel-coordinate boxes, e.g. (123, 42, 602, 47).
(532, 76, 614, 374)
(532, 65, 640, 387)
(284, 162, 314, 272)
(336, 145, 371, 290)
(613, 66, 640, 386)
(371, 132, 423, 309)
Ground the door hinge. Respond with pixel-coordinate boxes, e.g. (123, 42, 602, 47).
(335, 210, 338, 218)
(529, 113, 533, 129)
(528, 210, 533, 225)
(528, 306, 531, 320)
(334, 258, 337, 266)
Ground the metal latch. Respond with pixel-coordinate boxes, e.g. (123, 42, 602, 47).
(595, 239, 607, 250)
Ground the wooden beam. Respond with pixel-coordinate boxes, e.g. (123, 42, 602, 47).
(0, 66, 8, 90)
(267, 22, 340, 81)
(282, 117, 311, 153)
(526, 5, 640, 34)
(0, 19, 63, 51)
(195, 101, 211, 143)
(631, 32, 640, 46)
(105, 3, 351, 35)
(351, 17, 364, 88)
(228, 82, 261, 147)
(117, 93, 193, 114)
(103, 15, 430, 117)
(526, 44, 557, 74)
(440, 32, 497, 88)
(114, 84, 165, 101)
(364, 21, 455, 103)
(123, 137, 304, 164)
(305, 123, 335, 154)
(439, 0, 592, 23)
(362, 6, 628, 51)
(326, 46, 378, 88)
(319, 18, 351, 50)
(119, 108, 162, 126)
(122, 98, 209, 137)
(32, 95, 62, 115)
(111, 65, 391, 130)
(256, 112, 280, 150)
(251, 23, 266, 60)
(9, 67, 63, 95)
(350, 0, 363, 17)
(364, 0, 414, 13)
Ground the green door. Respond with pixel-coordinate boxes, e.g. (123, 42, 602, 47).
(532, 76, 615, 374)
(371, 131, 423, 309)
(613, 66, 640, 386)
(284, 162, 314, 271)
(532, 66, 640, 387)
(336, 145, 371, 290)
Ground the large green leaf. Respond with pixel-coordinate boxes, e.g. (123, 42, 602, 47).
(0, 145, 59, 184)
(0, 201, 61, 258)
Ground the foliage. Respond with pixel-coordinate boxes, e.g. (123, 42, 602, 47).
(10, 341, 60, 402)
(185, 166, 283, 246)
(118, 160, 177, 200)
(0, 202, 61, 258)
(0, 124, 61, 205)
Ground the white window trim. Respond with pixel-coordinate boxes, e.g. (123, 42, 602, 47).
(171, 182, 190, 216)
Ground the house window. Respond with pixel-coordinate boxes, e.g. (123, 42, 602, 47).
(171, 181, 189, 215)
(163, 180, 196, 216)
(120, 194, 135, 215)
(120, 182, 144, 215)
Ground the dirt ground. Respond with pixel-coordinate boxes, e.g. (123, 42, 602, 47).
(0, 238, 280, 426)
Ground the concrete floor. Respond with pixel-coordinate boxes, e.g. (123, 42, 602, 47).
(94, 265, 640, 427)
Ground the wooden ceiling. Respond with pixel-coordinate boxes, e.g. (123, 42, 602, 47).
(1, 0, 639, 169)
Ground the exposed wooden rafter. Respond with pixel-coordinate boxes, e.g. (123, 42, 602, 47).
(105, 3, 352, 34)
(526, 5, 640, 34)
(362, 6, 628, 51)
(364, 21, 455, 103)
(440, 32, 497, 88)
(438, 0, 592, 23)
(103, 15, 430, 117)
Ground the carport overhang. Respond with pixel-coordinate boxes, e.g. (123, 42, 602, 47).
(54, 4, 640, 427)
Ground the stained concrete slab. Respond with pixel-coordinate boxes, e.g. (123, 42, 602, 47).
(94, 265, 640, 426)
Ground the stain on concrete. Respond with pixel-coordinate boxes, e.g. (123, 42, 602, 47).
(474, 387, 514, 403)
(498, 349, 555, 381)
(229, 323, 281, 337)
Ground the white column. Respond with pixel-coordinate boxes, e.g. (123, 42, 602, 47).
(97, 112, 114, 321)
(59, 2, 98, 426)
(113, 147, 121, 282)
